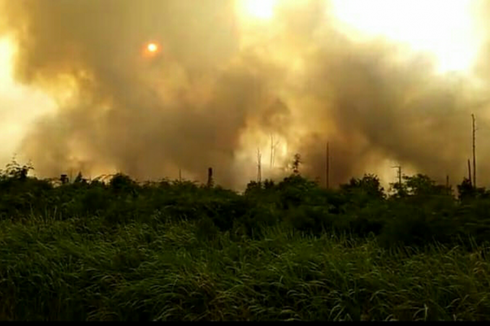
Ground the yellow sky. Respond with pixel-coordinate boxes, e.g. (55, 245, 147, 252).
(237, 0, 482, 74)
(329, 0, 481, 74)
(235, 0, 485, 185)
(0, 0, 486, 182)
(0, 38, 56, 165)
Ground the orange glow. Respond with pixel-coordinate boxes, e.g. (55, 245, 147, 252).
(147, 43, 158, 52)
(142, 42, 161, 58)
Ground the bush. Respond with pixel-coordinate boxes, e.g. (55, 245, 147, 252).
(1, 160, 490, 320)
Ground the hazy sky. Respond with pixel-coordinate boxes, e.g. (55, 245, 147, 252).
(0, 0, 489, 189)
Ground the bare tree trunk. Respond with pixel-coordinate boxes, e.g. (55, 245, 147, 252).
(472, 114, 477, 188)
(207, 167, 213, 187)
(325, 142, 330, 189)
(257, 149, 262, 183)
(446, 175, 450, 195)
(468, 159, 472, 187)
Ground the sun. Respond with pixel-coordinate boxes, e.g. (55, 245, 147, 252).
(329, 0, 480, 74)
(147, 43, 158, 53)
(142, 42, 161, 58)
(237, 0, 278, 21)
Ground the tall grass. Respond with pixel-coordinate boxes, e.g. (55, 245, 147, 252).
(0, 215, 489, 321)
(1, 163, 490, 320)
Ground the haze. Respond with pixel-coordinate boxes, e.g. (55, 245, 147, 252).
(0, 0, 489, 189)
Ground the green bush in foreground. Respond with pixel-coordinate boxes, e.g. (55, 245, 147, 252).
(0, 160, 490, 320)
(0, 217, 489, 321)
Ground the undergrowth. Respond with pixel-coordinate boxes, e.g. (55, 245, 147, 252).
(0, 160, 489, 321)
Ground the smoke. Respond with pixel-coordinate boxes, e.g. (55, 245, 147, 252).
(0, 0, 489, 189)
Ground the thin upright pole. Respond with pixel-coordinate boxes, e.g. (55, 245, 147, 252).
(472, 114, 477, 188)
(325, 142, 330, 189)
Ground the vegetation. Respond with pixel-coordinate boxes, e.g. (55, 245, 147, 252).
(0, 158, 490, 321)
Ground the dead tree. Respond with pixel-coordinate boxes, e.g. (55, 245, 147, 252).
(207, 167, 214, 187)
(257, 149, 262, 183)
(446, 175, 451, 195)
(468, 159, 472, 187)
(292, 154, 301, 175)
(60, 174, 69, 185)
(472, 114, 477, 188)
(270, 135, 280, 170)
(392, 165, 402, 186)
(325, 142, 330, 189)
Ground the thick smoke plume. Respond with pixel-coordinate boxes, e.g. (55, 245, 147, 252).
(1, 0, 490, 189)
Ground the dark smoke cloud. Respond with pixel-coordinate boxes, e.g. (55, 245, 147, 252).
(298, 43, 485, 184)
(0, 0, 489, 188)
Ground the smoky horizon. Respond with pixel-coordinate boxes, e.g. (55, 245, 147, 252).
(0, 0, 490, 190)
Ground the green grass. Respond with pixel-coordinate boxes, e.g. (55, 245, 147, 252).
(1, 163, 490, 320)
(0, 215, 489, 321)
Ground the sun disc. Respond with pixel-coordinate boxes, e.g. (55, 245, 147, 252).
(238, 0, 277, 21)
(147, 43, 158, 52)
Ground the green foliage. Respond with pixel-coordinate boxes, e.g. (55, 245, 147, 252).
(340, 174, 385, 199)
(291, 153, 302, 175)
(1, 159, 490, 320)
(3, 157, 34, 181)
